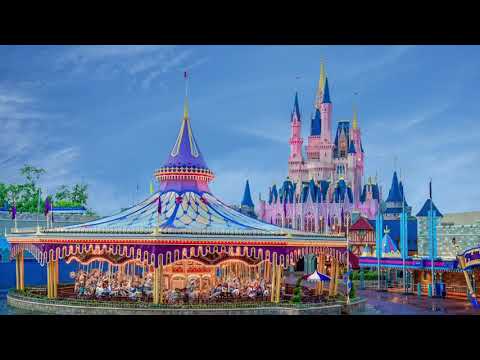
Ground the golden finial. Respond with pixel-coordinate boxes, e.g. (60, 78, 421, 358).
(319, 61, 326, 92)
(352, 105, 358, 130)
(183, 97, 189, 119)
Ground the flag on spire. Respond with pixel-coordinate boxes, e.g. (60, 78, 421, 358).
(11, 202, 16, 220)
(44, 196, 51, 216)
(150, 181, 154, 195)
(184, 70, 189, 119)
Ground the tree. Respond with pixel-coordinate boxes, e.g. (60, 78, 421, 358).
(55, 185, 72, 202)
(20, 164, 46, 186)
(0, 183, 8, 207)
(71, 183, 88, 206)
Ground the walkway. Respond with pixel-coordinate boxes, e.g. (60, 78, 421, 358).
(359, 289, 480, 315)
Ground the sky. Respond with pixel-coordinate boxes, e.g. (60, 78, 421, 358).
(0, 45, 479, 216)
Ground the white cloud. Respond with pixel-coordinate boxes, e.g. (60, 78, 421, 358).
(54, 45, 204, 91)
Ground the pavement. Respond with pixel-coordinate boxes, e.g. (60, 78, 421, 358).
(359, 289, 480, 315)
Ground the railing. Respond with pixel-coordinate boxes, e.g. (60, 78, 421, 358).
(8, 288, 345, 310)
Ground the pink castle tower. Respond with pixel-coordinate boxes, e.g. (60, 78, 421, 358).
(288, 92, 305, 183)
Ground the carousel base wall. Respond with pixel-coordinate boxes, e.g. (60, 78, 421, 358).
(7, 293, 351, 315)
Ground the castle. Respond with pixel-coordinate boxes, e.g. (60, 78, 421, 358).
(258, 64, 380, 232)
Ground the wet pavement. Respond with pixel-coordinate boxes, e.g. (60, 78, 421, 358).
(359, 289, 480, 315)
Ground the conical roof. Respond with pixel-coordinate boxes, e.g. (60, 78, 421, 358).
(416, 199, 443, 217)
(241, 180, 255, 208)
(163, 115, 209, 170)
(386, 171, 402, 203)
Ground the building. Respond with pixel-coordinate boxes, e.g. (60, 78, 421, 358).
(259, 63, 380, 234)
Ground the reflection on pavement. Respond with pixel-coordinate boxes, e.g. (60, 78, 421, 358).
(359, 289, 480, 315)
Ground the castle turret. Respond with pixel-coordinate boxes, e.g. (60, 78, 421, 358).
(288, 92, 305, 182)
(320, 77, 332, 143)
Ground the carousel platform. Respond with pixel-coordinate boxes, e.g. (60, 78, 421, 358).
(6, 288, 366, 315)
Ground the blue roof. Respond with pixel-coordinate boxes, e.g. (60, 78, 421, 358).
(416, 198, 443, 217)
(241, 180, 254, 208)
(386, 171, 403, 203)
(372, 184, 380, 201)
(319, 180, 330, 202)
(322, 77, 331, 104)
(333, 179, 353, 203)
(360, 186, 367, 202)
(292, 92, 301, 121)
(53, 206, 87, 211)
(310, 109, 321, 136)
(348, 140, 356, 154)
(368, 218, 418, 252)
(269, 185, 278, 204)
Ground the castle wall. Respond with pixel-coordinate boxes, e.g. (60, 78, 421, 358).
(417, 218, 480, 258)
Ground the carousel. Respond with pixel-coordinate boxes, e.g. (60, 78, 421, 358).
(7, 78, 352, 307)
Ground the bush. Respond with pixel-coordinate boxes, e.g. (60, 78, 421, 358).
(349, 281, 356, 299)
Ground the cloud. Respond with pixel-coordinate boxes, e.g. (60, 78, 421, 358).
(57, 45, 172, 67)
(338, 46, 415, 81)
(235, 124, 288, 144)
(54, 45, 205, 91)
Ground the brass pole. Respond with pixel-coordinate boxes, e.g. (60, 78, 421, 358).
(52, 260, 58, 298)
(15, 254, 20, 290)
(270, 257, 277, 303)
(328, 259, 336, 297)
(318, 254, 325, 294)
(159, 262, 164, 304)
(276, 264, 282, 303)
(153, 267, 157, 304)
(333, 260, 340, 296)
(47, 262, 52, 299)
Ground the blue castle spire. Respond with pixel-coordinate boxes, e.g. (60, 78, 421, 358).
(386, 171, 402, 203)
(292, 92, 301, 121)
(348, 140, 356, 154)
(311, 109, 321, 135)
(322, 77, 331, 104)
(241, 180, 255, 208)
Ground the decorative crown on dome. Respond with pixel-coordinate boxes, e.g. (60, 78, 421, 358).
(155, 73, 214, 184)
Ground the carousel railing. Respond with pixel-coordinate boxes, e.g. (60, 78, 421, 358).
(10, 287, 343, 309)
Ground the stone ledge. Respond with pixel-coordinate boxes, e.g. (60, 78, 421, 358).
(7, 294, 344, 315)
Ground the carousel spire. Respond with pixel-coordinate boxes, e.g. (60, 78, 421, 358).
(155, 71, 214, 189)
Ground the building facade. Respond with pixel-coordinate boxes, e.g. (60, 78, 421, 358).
(259, 63, 380, 232)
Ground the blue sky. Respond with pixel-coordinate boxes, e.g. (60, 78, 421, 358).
(0, 45, 478, 215)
